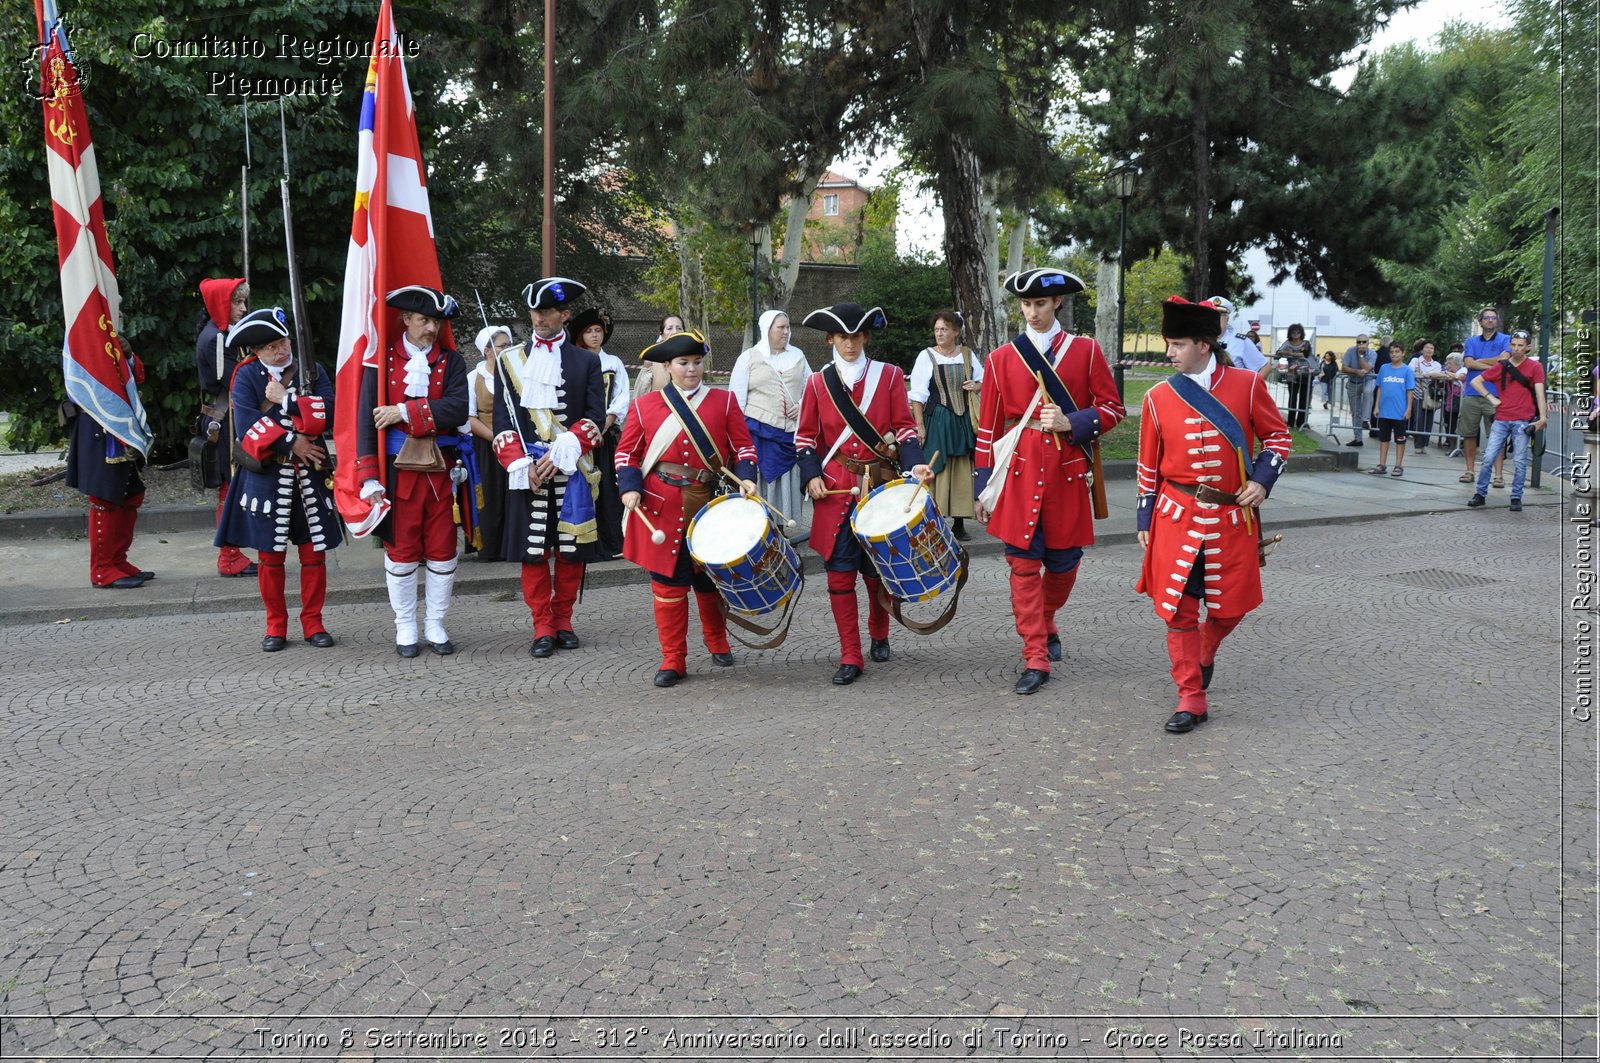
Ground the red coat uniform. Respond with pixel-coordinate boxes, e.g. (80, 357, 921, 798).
(615, 387, 758, 577)
(794, 361, 923, 560)
(1135, 366, 1291, 620)
(974, 333, 1125, 549)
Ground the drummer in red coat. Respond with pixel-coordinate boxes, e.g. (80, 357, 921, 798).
(1136, 297, 1291, 733)
(795, 303, 932, 687)
(616, 332, 760, 688)
(974, 269, 1126, 695)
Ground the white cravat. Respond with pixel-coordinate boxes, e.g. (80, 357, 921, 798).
(832, 352, 868, 388)
(264, 356, 293, 383)
(1026, 322, 1063, 357)
(401, 336, 432, 398)
(1184, 354, 1218, 390)
(519, 335, 564, 410)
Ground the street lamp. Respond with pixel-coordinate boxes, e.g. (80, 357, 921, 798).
(749, 221, 764, 349)
(1106, 163, 1138, 400)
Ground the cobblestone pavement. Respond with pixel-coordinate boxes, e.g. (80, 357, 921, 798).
(0, 509, 1592, 1062)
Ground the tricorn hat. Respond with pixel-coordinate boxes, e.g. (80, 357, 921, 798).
(523, 276, 587, 310)
(226, 306, 291, 350)
(385, 285, 459, 319)
(1003, 268, 1085, 298)
(1160, 296, 1223, 341)
(640, 331, 711, 364)
(801, 303, 887, 335)
(566, 306, 613, 348)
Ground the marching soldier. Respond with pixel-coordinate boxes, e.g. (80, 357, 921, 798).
(492, 277, 607, 658)
(214, 308, 340, 651)
(1136, 297, 1291, 733)
(354, 286, 470, 657)
(974, 269, 1126, 695)
(616, 331, 759, 687)
(794, 303, 931, 686)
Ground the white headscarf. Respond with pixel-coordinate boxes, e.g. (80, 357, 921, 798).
(752, 309, 804, 371)
(475, 325, 511, 356)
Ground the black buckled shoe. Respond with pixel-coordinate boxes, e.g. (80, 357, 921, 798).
(530, 636, 556, 658)
(1200, 662, 1214, 691)
(831, 664, 863, 686)
(1165, 711, 1208, 733)
(395, 643, 420, 659)
(1014, 668, 1050, 695)
(261, 635, 288, 653)
(134, 570, 155, 582)
(710, 652, 735, 667)
(1046, 634, 1062, 662)
(427, 639, 455, 656)
(100, 576, 146, 589)
(554, 630, 581, 650)
(653, 668, 683, 688)
(869, 639, 891, 662)
(306, 631, 336, 648)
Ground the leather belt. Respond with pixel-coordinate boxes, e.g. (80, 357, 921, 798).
(840, 455, 885, 475)
(655, 462, 716, 486)
(1165, 481, 1240, 506)
(1005, 417, 1048, 433)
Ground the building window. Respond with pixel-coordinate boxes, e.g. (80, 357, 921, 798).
(823, 194, 839, 216)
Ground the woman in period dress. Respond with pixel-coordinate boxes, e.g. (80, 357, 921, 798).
(729, 310, 811, 535)
(908, 309, 982, 542)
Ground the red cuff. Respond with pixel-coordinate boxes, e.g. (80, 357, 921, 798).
(403, 399, 437, 435)
(291, 395, 329, 436)
(573, 418, 602, 454)
(243, 417, 288, 462)
(493, 431, 527, 469)
(352, 454, 378, 480)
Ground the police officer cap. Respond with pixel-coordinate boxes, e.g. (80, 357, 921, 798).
(523, 276, 587, 310)
(1003, 268, 1086, 298)
(800, 303, 887, 335)
(226, 307, 291, 350)
(385, 285, 459, 319)
(640, 331, 711, 363)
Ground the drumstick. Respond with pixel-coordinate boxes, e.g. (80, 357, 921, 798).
(719, 467, 797, 529)
(903, 450, 940, 512)
(1031, 371, 1063, 450)
(630, 506, 667, 545)
(819, 486, 861, 497)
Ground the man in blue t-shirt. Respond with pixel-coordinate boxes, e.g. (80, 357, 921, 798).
(1365, 341, 1416, 477)
(1459, 306, 1511, 484)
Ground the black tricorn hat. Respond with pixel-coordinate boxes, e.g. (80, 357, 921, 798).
(226, 306, 291, 350)
(1160, 296, 1224, 340)
(801, 303, 887, 335)
(640, 331, 711, 363)
(566, 306, 613, 348)
(1003, 268, 1086, 298)
(523, 276, 587, 310)
(385, 285, 459, 319)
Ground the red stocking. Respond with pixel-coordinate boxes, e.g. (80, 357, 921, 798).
(826, 570, 864, 667)
(257, 550, 288, 638)
(863, 575, 890, 641)
(653, 589, 690, 673)
(551, 558, 585, 632)
(297, 542, 328, 636)
(520, 558, 555, 638)
(1006, 556, 1048, 671)
(694, 589, 731, 655)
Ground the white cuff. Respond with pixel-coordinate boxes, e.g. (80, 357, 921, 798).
(397, 405, 411, 424)
(507, 456, 533, 473)
(549, 431, 581, 474)
(360, 479, 385, 501)
(508, 463, 530, 491)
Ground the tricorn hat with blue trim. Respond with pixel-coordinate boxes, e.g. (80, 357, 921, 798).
(226, 306, 291, 350)
(1003, 268, 1086, 298)
(385, 285, 459, 319)
(523, 276, 587, 310)
(640, 331, 711, 364)
(800, 303, 887, 335)
(1160, 296, 1223, 340)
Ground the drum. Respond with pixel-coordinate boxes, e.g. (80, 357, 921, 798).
(687, 494, 803, 619)
(852, 478, 963, 604)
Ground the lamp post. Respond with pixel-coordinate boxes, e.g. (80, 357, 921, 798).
(1106, 164, 1138, 401)
(749, 222, 763, 349)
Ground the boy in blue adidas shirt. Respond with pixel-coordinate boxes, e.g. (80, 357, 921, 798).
(1367, 341, 1416, 477)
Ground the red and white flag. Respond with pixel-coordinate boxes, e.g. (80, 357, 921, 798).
(332, 0, 453, 537)
(36, 0, 151, 458)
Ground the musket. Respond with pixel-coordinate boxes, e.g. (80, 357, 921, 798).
(278, 98, 315, 394)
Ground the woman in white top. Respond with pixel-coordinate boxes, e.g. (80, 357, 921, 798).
(467, 325, 514, 561)
(1407, 338, 1448, 454)
(729, 309, 812, 529)
(908, 309, 983, 541)
(567, 307, 632, 558)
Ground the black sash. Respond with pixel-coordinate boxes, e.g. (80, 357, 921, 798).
(821, 363, 891, 459)
(662, 384, 725, 472)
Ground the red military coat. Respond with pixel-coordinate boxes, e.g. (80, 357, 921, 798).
(794, 360, 922, 560)
(1134, 364, 1291, 620)
(353, 339, 470, 503)
(615, 386, 758, 578)
(974, 332, 1125, 550)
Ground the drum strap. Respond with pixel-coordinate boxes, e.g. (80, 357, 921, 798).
(879, 546, 970, 635)
(719, 568, 805, 649)
(821, 362, 893, 470)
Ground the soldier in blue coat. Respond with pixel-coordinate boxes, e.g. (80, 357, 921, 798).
(214, 308, 341, 652)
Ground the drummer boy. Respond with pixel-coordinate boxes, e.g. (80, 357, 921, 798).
(794, 303, 933, 686)
(616, 331, 760, 688)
